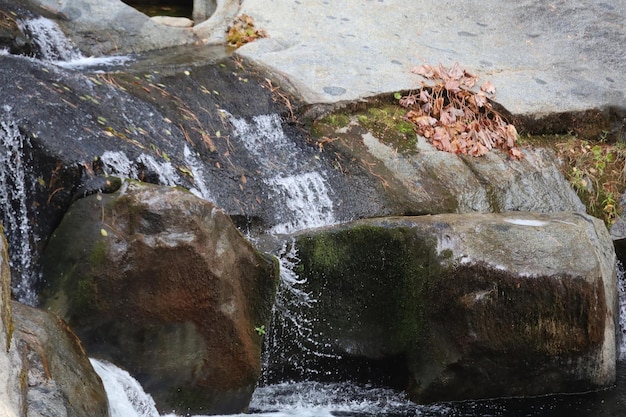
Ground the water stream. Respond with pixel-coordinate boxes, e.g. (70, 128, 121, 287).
(4, 14, 626, 417)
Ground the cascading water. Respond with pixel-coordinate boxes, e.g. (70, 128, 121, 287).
(260, 240, 341, 385)
(16, 16, 129, 68)
(230, 113, 336, 233)
(5, 15, 626, 417)
(18, 16, 83, 62)
(0, 106, 38, 305)
(90, 359, 160, 417)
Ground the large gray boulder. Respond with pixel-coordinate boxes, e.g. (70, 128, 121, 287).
(315, 118, 585, 215)
(14, 0, 243, 54)
(40, 180, 279, 415)
(237, 0, 625, 140)
(265, 211, 617, 402)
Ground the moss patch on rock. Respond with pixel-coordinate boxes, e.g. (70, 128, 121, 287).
(295, 224, 448, 355)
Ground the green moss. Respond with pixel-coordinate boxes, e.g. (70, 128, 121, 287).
(324, 113, 350, 128)
(89, 239, 109, 266)
(308, 234, 346, 270)
(295, 225, 448, 351)
(71, 274, 98, 319)
(355, 106, 418, 154)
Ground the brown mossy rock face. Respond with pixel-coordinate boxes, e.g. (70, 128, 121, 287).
(12, 302, 109, 417)
(284, 212, 616, 403)
(41, 181, 279, 415)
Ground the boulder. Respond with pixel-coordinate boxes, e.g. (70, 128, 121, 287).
(150, 16, 194, 28)
(265, 211, 617, 402)
(316, 118, 585, 215)
(0, 226, 108, 417)
(12, 302, 109, 417)
(40, 180, 279, 415)
(0, 229, 20, 417)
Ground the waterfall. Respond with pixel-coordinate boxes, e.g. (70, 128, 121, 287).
(16, 17, 130, 68)
(0, 107, 38, 305)
(231, 114, 336, 233)
(100, 150, 182, 187)
(183, 144, 213, 201)
(90, 359, 160, 417)
(18, 16, 83, 62)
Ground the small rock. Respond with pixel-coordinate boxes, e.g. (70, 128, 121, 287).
(151, 16, 194, 28)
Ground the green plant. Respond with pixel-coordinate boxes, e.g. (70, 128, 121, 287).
(555, 137, 626, 226)
(254, 325, 266, 336)
(398, 63, 522, 159)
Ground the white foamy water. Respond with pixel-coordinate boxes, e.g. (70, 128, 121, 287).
(183, 144, 213, 200)
(17, 17, 130, 68)
(91, 356, 428, 417)
(90, 359, 160, 417)
(100, 150, 181, 186)
(230, 114, 336, 233)
(0, 106, 38, 305)
(268, 172, 335, 234)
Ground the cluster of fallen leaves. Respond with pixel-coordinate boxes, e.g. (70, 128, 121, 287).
(399, 63, 522, 159)
(226, 14, 268, 48)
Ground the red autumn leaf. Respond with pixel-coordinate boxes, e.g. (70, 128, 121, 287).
(474, 90, 487, 107)
(444, 79, 461, 93)
(400, 62, 522, 159)
(505, 124, 518, 148)
(399, 94, 417, 107)
(412, 64, 435, 78)
(509, 147, 523, 160)
(480, 80, 496, 94)
(448, 62, 465, 80)
(440, 110, 456, 125)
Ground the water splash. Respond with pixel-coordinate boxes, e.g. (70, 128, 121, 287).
(90, 359, 160, 417)
(261, 240, 340, 384)
(0, 106, 39, 305)
(18, 16, 83, 61)
(183, 144, 213, 201)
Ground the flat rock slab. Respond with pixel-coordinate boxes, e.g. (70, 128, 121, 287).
(237, 0, 625, 117)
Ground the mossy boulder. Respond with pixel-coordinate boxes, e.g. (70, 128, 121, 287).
(266, 211, 617, 403)
(40, 180, 279, 415)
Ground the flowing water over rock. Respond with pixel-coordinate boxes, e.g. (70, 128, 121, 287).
(17, 16, 130, 68)
(0, 107, 39, 305)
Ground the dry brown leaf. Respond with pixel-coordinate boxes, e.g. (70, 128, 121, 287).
(480, 80, 496, 94)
